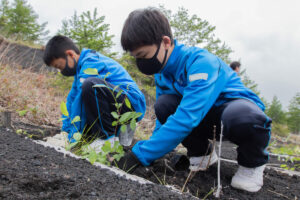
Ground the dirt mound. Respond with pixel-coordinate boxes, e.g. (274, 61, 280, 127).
(0, 36, 54, 73)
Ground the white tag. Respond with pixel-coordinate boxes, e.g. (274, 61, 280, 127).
(189, 73, 208, 82)
(80, 78, 86, 83)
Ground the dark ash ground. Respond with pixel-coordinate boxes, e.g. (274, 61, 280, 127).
(1, 126, 299, 199)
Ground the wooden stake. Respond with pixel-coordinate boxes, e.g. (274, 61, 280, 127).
(0, 111, 12, 128)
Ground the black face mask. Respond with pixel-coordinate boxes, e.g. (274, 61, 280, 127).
(61, 57, 77, 76)
(136, 44, 168, 75)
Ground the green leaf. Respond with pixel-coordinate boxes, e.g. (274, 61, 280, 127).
(120, 124, 127, 133)
(111, 112, 119, 119)
(112, 121, 118, 126)
(66, 142, 78, 151)
(81, 144, 90, 153)
(115, 103, 122, 110)
(119, 112, 133, 123)
(73, 132, 82, 141)
(58, 117, 68, 121)
(101, 141, 112, 153)
(88, 150, 97, 164)
(16, 129, 23, 134)
(83, 68, 98, 75)
(113, 154, 123, 161)
(18, 110, 28, 117)
(60, 101, 69, 117)
(71, 116, 81, 123)
(125, 98, 131, 109)
(133, 112, 143, 119)
(130, 119, 136, 130)
(116, 90, 123, 99)
(116, 145, 124, 155)
(96, 155, 107, 164)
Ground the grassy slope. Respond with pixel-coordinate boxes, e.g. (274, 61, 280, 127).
(0, 65, 67, 126)
(0, 64, 154, 139)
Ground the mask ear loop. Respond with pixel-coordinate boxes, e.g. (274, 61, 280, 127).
(73, 58, 77, 69)
(161, 49, 168, 67)
(152, 43, 161, 59)
(65, 55, 69, 67)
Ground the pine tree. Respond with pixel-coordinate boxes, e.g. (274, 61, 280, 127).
(2, 0, 48, 42)
(266, 96, 286, 124)
(58, 8, 114, 53)
(287, 93, 300, 134)
(0, 0, 10, 30)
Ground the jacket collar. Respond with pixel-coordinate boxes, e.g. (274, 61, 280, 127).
(160, 40, 184, 74)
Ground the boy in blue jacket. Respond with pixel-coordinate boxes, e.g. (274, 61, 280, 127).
(116, 8, 272, 193)
(43, 35, 146, 147)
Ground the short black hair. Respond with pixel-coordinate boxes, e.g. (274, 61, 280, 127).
(230, 61, 241, 70)
(121, 8, 173, 52)
(43, 35, 80, 66)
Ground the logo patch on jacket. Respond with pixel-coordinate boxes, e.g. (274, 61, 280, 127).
(189, 73, 208, 82)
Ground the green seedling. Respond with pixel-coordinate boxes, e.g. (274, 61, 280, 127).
(60, 71, 143, 167)
(15, 129, 37, 138)
(18, 109, 28, 117)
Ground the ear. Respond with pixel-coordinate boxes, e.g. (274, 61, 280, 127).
(65, 50, 77, 58)
(162, 36, 172, 49)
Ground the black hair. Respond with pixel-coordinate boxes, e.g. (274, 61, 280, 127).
(43, 35, 80, 66)
(121, 8, 173, 52)
(230, 61, 241, 70)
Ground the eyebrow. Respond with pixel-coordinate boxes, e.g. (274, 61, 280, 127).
(135, 51, 145, 58)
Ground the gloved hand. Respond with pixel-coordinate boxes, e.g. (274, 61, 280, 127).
(114, 151, 141, 173)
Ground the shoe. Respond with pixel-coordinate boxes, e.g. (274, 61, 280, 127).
(89, 137, 118, 153)
(231, 165, 265, 192)
(189, 150, 218, 171)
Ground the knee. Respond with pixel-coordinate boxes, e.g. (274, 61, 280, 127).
(82, 77, 105, 92)
(82, 77, 105, 100)
(221, 100, 269, 127)
(82, 78, 92, 93)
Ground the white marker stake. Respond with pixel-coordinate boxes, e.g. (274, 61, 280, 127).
(215, 122, 223, 198)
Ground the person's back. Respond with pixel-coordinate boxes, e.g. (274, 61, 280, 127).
(153, 41, 264, 111)
(43, 35, 146, 144)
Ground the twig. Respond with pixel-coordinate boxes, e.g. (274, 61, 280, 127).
(181, 170, 194, 193)
(206, 125, 217, 170)
(267, 189, 290, 199)
(214, 121, 223, 198)
(151, 170, 164, 185)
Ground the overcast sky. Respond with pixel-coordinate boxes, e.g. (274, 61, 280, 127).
(28, 0, 300, 109)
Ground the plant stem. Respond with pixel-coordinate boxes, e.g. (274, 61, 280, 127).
(202, 187, 215, 200)
(181, 170, 194, 193)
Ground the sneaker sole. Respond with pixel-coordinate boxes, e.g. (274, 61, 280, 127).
(231, 180, 262, 192)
